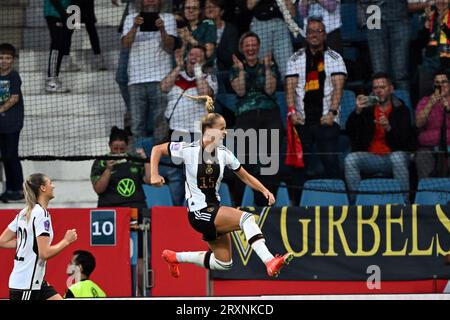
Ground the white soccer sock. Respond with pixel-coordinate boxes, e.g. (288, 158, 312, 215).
(175, 251, 233, 271)
(175, 251, 206, 267)
(206, 252, 233, 271)
(239, 212, 274, 264)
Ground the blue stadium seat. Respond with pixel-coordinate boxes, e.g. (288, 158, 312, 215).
(241, 185, 255, 207)
(415, 178, 450, 205)
(300, 179, 349, 206)
(143, 185, 174, 207)
(215, 93, 237, 113)
(275, 183, 290, 207)
(340, 90, 356, 130)
(355, 178, 405, 205)
(219, 183, 233, 207)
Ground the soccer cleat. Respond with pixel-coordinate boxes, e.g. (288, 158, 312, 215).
(266, 252, 294, 277)
(162, 250, 180, 278)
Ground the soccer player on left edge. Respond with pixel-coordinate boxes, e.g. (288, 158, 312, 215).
(0, 173, 78, 300)
(150, 112, 294, 278)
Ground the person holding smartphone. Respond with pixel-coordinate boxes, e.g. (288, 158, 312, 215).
(415, 69, 450, 178)
(345, 72, 416, 203)
(90, 126, 151, 296)
(121, 0, 178, 147)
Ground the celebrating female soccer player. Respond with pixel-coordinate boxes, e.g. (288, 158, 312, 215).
(150, 112, 293, 278)
(0, 173, 77, 300)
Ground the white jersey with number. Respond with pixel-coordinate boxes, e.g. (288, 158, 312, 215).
(7, 204, 54, 290)
(168, 141, 241, 212)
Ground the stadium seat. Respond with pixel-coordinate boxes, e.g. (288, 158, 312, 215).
(275, 183, 290, 207)
(355, 178, 405, 205)
(340, 90, 356, 130)
(219, 183, 233, 206)
(415, 178, 450, 205)
(241, 185, 255, 207)
(300, 179, 349, 206)
(143, 185, 174, 207)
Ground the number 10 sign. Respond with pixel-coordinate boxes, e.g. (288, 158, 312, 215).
(90, 210, 116, 246)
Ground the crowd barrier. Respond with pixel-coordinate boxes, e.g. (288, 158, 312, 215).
(152, 206, 450, 296)
(1, 206, 448, 298)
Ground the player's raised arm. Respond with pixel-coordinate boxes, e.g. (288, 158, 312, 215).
(234, 166, 275, 206)
(150, 143, 170, 186)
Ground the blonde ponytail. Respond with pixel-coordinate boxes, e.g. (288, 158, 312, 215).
(183, 94, 215, 113)
(23, 173, 46, 222)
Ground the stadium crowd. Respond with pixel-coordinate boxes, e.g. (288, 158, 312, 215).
(1, 0, 450, 207)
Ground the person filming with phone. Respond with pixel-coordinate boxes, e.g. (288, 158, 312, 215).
(415, 70, 450, 178)
(344, 72, 416, 203)
(121, 0, 178, 149)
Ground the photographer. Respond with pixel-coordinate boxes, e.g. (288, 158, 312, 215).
(121, 0, 177, 148)
(90, 126, 150, 208)
(345, 73, 416, 203)
(415, 70, 450, 178)
(90, 126, 150, 296)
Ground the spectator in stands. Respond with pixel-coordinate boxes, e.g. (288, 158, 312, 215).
(415, 0, 450, 97)
(91, 127, 150, 209)
(115, 0, 137, 134)
(0, 43, 24, 203)
(65, 250, 106, 298)
(160, 45, 217, 206)
(177, 0, 217, 68)
(285, 17, 346, 203)
(161, 45, 218, 138)
(247, 0, 296, 79)
(121, 0, 177, 147)
(90, 126, 150, 296)
(204, 0, 240, 93)
(298, 0, 343, 54)
(345, 73, 415, 203)
(415, 69, 450, 178)
(358, 0, 410, 91)
(44, 0, 73, 93)
(71, 0, 107, 70)
(230, 32, 283, 206)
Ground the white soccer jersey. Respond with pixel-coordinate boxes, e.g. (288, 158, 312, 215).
(7, 204, 54, 290)
(286, 48, 347, 124)
(168, 141, 241, 211)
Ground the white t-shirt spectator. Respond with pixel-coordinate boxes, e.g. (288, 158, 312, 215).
(300, 1, 342, 36)
(286, 48, 347, 124)
(122, 12, 177, 85)
(165, 71, 218, 133)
